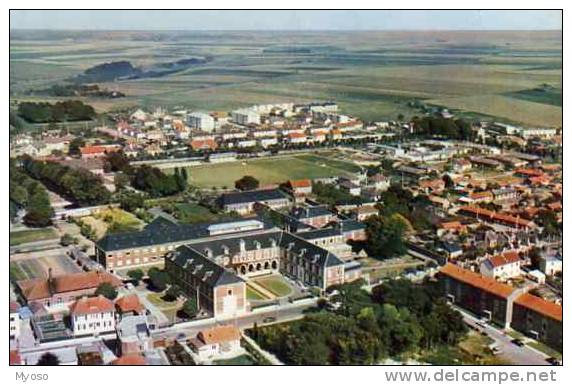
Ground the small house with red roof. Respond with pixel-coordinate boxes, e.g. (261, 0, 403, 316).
(480, 251, 522, 281)
(69, 295, 116, 337)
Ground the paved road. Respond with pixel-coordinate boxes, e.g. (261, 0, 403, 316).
(152, 299, 316, 341)
(19, 299, 317, 355)
(452, 305, 550, 365)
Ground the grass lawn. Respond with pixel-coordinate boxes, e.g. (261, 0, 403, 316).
(167, 153, 357, 189)
(9, 228, 58, 246)
(172, 203, 236, 224)
(214, 355, 255, 365)
(146, 292, 179, 309)
(254, 276, 293, 297)
(246, 286, 269, 301)
(420, 332, 509, 365)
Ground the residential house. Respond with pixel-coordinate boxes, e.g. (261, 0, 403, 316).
(115, 294, 145, 317)
(480, 252, 522, 281)
(117, 315, 155, 355)
(189, 325, 241, 361)
(69, 295, 116, 337)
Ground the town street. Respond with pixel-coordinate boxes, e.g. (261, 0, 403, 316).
(452, 305, 550, 365)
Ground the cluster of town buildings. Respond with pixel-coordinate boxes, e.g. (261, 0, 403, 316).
(9, 100, 562, 364)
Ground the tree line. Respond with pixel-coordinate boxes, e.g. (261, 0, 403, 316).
(105, 151, 187, 198)
(17, 100, 96, 123)
(249, 279, 467, 365)
(21, 156, 111, 206)
(410, 116, 476, 141)
(10, 160, 54, 227)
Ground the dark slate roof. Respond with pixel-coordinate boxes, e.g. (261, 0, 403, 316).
(442, 242, 462, 253)
(96, 216, 274, 252)
(187, 230, 283, 256)
(296, 226, 342, 240)
(144, 215, 180, 232)
(220, 189, 288, 206)
(340, 219, 366, 232)
(291, 205, 334, 220)
(280, 232, 344, 268)
(167, 245, 244, 287)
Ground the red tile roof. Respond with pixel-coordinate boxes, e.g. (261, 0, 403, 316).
(10, 350, 22, 365)
(190, 139, 217, 150)
(288, 179, 312, 188)
(112, 354, 147, 365)
(115, 294, 144, 314)
(458, 206, 533, 228)
(486, 251, 521, 268)
(198, 325, 241, 345)
(515, 293, 562, 322)
(514, 168, 544, 177)
(440, 263, 515, 299)
(70, 295, 114, 315)
(18, 271, 122, 301)
(10, 301, 21, 313)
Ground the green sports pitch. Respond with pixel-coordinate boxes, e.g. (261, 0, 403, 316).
(166, 153, 362, 189)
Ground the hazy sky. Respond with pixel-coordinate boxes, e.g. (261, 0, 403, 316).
(10, 10, 562, 31)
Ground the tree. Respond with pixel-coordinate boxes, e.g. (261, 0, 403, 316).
(118, 191, 145, 212)
(60, 233, 76, 246)
(181, 297, 198, 319)
(164, 285, 181, 301)
(148, 268, 169, 291)
(95, 282, 118, 300)
(37, 352, 60, 366)
(235, 175, 260, 191)
(364, 214, 408, 259)
(68, 137, 86, 156)
(127, 269, 144, 282)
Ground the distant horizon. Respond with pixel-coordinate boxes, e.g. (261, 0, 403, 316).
(9, 10, 562, 31)
(9, 28, 562, 32)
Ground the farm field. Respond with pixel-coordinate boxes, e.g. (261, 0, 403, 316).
(10, 30, 561, 127)
(167, 153, 359, 189)
(10, 254, 82, 281)
(9, 227, 58, 246)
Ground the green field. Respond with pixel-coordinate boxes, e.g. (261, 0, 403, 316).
(246, 286, 268, 301)
(169, 154, 359, 189)
(9, 228, 58, 246)
(253, 275, 293, 297)
(10, 30, 561, 127)
(171, 203, 237, 224)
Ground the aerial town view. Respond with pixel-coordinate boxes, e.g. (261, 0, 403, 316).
(8, 9, 563, 370)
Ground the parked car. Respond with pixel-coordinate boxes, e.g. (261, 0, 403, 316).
(546, 357, 561, 366)
(262, 316, 276, 324)
(511, 338, 525, 347)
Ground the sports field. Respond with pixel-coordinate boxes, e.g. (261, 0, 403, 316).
(168, 153, 361, 189)
(10, 228, 59, 246)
